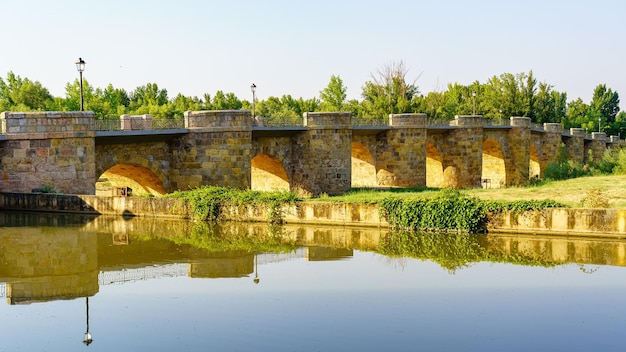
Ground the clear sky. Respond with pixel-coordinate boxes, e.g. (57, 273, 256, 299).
(1, 0, 624, 108)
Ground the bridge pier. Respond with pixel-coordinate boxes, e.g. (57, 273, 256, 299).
(292, 112, 352, 196)
(173, 110, 253, 190)
(566, 128, 586, 164)
(587, 132, 608, 163)
(442, 116, 484, 188)
(506, 117, 531, 185)
(375, 114, 427, 187)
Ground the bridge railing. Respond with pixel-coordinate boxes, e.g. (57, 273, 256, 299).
(94, 118, 122, 131)
(94, 117, 185, 131)
(252, 116, 304, 127)
(427, 118, 452, 127)
(153, 118, 185, 129)
(352, 117, 389, 126)
(484, 118, 512, 127)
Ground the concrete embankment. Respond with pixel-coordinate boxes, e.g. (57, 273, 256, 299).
(1, 192, 625, 238)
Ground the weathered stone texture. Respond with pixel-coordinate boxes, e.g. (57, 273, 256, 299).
(0, 112, 95, 194)
(292, 112, 351, 195)
(375, 114, 427, 187)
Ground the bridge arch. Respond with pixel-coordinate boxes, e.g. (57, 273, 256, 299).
(351, 142, 377, 187)
(426, 142, 444, 188)
(97, 163, 166, 196)
(251, 153, 290, 191)
(482, 139, 506, 188)
(530, 145, 541, 179)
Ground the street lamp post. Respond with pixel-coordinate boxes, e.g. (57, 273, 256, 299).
(250, 83, 256, 118)
(598, 117, 602, 132)
(472, 91, 477, 115)
(75, 58, 86, 111)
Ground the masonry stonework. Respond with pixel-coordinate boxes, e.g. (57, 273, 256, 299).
(375, 114, 427, 187)
(172, 110, 253, 190)
(0, 112, 95, 194)
(292, 112, 351, 195)
(443, 116, 484, 188)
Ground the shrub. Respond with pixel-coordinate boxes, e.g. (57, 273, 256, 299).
(580, 188, 609, 208)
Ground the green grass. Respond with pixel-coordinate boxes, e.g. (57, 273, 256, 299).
(312, 175, 626, 208)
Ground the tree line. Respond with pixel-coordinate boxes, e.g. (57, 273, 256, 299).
(1, 61, 624, 136)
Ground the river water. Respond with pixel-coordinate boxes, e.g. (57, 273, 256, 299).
(1, 211, 625, 352)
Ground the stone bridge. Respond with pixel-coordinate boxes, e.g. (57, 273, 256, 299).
(0, 111, 619, 196)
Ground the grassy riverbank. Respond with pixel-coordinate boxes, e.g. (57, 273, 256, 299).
(315, 175, 626, 208)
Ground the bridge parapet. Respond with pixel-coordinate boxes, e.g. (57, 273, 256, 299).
(184, 110, 251, 130)
(591, 132, 607, 141)
(510, 116, 531, 127)
(304, 111, 351, 128)
(121, 114, 152, 130)
(452, 115, 484, 127)
(0, 111, 94, 138)
(569, 128, 586, 137)
(543, 123, 563, 133)
(389, 113, 426, 127)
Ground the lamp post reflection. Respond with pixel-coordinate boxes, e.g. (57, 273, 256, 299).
(253, 253, 260, 285)
(83, 296, 93, 346)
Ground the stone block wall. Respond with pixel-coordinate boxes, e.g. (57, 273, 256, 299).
(441, 115, 484, 188)
(292, 112, 351, 195)
(120, 114, 152, 130)
(0, 112, 96, 194)
(587, 133, 607, 163)
(172, 110, 252, 189)
(375, 113, 427, 187)
(565, 129, 586, 164)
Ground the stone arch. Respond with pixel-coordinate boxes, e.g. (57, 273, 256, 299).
(251, 153, 290, 191)
(97, 163, 166, 196)
(426, 142, 444, 188)
(351, 142, 377, 187)
(482, 139, 506, 188)
(529, 145, 541, 179)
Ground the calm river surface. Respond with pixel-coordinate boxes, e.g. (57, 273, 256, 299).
(1, 211, 626, 352)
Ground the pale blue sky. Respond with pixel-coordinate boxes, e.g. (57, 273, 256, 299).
(1, 0, 623, 107)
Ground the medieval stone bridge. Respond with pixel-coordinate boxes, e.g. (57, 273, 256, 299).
(0, 111, 619, 196)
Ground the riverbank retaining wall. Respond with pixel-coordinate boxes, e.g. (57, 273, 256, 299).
(1, 192, 625, 238)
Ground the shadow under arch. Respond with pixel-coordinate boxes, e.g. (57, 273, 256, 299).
(426, 141, 444, 188)
(351, 142, 377, 187)
(251, 153, 290, 191)
(482, 139, 506, 188)
(530, 145, 541, 179)
(97, 163, 166, 196)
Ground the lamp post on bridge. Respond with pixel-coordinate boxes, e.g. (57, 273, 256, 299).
(250, 83, 256, 118)
(472, 91, 477, 115)
(75, 58, 86, 111)
(599, 117, 602, 132)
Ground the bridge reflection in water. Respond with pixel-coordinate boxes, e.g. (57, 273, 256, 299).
(1, 212, 625, 303)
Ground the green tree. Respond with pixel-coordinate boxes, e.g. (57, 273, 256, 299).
(130, 83, 168, 108)
(589, 84, 620, 133)
(0, 71, 53, 111)
(361, 61, 420, 117)
(320, 75, 347, 111)
(64, 78, 96, 112)
(565, 98, 590, 130)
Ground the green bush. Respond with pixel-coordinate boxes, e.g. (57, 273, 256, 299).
(166, 186, 299, 222)
(379, 189, 486, 233)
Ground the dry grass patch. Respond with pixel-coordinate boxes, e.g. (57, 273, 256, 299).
(465, 175, 626, 208)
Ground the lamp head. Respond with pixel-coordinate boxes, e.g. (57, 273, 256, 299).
(75, 58, 86, 73)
